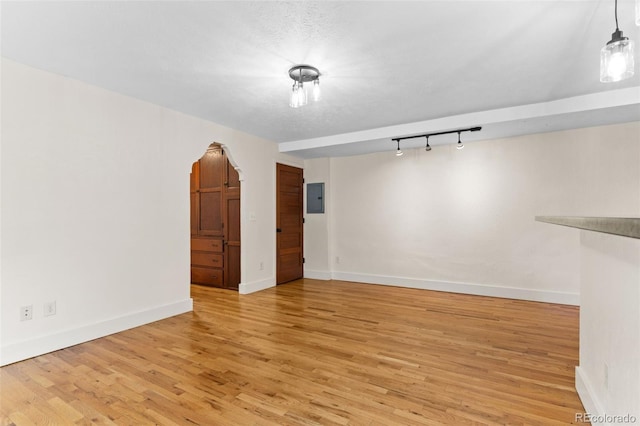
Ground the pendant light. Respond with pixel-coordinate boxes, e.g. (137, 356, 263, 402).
(600, 0, 635, 82)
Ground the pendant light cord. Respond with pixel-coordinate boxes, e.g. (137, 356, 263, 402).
(615, 0, 619, 30)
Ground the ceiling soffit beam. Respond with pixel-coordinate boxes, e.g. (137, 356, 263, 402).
(278, 87, 640, 153)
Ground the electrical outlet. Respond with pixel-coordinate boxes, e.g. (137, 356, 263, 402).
(604, 363, 609, 389)
(20, 305, 33, 321)
(335, 256, 340, 264)
(259, 261, 264, 271)
(44, 301, 57, 317)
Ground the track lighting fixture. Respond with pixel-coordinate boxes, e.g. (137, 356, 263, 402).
(392, 126, 481, 154)
(395, 139, 404, 156)
(425, 136, 432, 152)
(600, 0, 635, 82)
(289, 65, 321, 108)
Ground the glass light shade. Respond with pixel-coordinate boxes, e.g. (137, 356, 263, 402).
(425, 144, 431, 152)
(289, 82, 300, 108)
(600, 38, 635, 82)
(289, 83, 300, 108)
(456, 142, 464, 150)
(289, 82, 309, 108)
(312, 79, 321, 102)
(396, 149, 403, 157)
(298, 82, 308, 106)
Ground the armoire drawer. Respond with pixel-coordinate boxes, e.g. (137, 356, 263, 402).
(191, 267, 223, 286)
(191, 252, 223, 268)
(191, 238, 223, 252)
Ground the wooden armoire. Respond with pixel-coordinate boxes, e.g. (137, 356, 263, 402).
(190, 144, 240, 290)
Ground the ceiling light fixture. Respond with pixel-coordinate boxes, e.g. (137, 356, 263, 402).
(395, 139, 404, 156)
(600, 0, 635, 82)
(289, 65, 321, 108)
(392, 126, 481, 155)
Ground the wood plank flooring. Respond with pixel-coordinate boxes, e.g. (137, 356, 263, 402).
(1, 279, 586, 425)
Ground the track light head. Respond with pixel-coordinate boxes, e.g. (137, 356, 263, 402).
(456, 132, 464, 150)
(395, 139, 404, 156)
(425, 136, 432, 152)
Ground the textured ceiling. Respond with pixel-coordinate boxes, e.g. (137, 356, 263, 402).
(2, 1, 639, 158)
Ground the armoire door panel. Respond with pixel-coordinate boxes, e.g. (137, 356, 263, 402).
(199, 147, 224, 189)
(199, 191, 223, 236)
(223, 192, 240, 289)
(190, 161, 200, 191)
(190, 162, 199, 237)
(226, 162, 240, 189)
(225, 244, 241, 290)
(190, 193, 198, 236)
(226, 198, 241, 242)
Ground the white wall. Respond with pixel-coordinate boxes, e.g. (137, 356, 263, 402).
(576, 231, 640, 423)
(305, 122, 640, 304)
(0, 59, 302, 366)
(303, 157, 331, 279)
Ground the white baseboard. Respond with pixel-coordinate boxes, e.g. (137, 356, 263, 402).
(304, 269, 332, 280)
(575, 366, 609, 425)
(239, 277, 275, 294)
(0, 299, 193, 367)
(331, 271, 580, 305)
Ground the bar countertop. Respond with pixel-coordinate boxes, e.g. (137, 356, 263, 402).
(535, 216, 640, 239)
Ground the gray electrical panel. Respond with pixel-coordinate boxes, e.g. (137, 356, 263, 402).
(307, 183, 324, 214)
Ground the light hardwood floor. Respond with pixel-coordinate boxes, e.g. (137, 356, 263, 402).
(1, 279, 586, 425)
